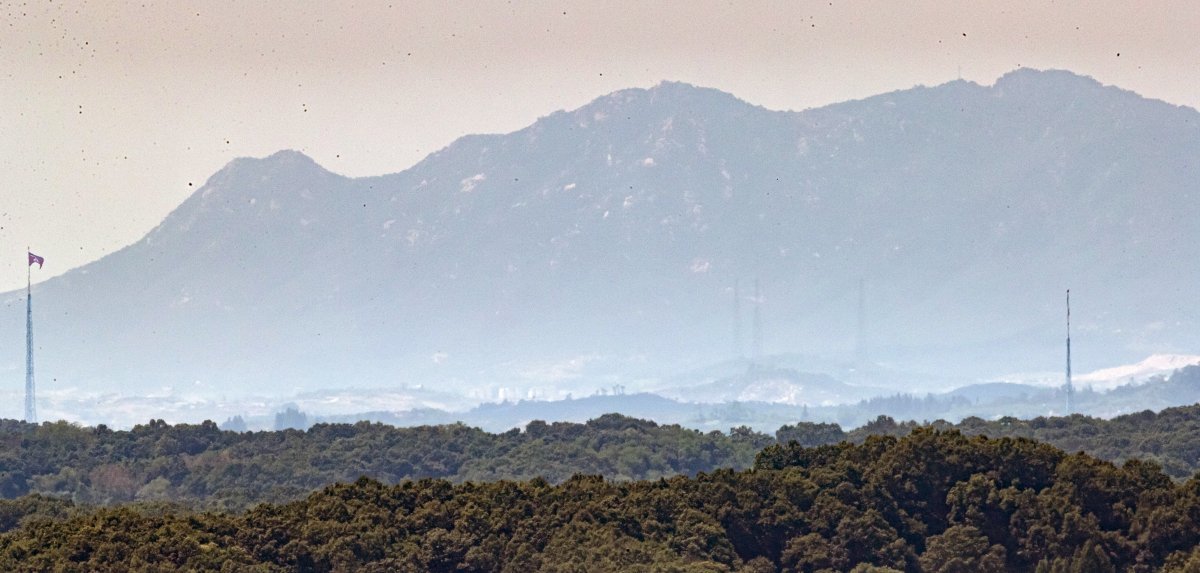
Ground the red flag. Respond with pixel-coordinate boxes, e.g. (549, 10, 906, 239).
(28, 252, 43, 268)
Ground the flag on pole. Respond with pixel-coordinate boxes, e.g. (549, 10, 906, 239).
(28, 252, 43, 268)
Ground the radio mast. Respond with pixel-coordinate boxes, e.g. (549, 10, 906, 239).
(25, 250, 38, 424)
(855, 278, 868, 366)
(752, 278, 763, 362)
(732, 279, 743, 358)
(1065, 289, 1074, 416)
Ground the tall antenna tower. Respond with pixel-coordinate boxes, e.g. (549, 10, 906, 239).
(1065, 289, 1074, 416)
(855, 278, 868, 365)
(732, 279, 743, 358)
(752, 278, 763, 361)
(25, 250, 37, 424)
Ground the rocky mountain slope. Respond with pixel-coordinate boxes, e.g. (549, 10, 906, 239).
(2, 69, 1197, 401)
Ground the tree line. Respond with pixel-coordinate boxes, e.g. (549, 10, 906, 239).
(0, 414, 766, 511)
(779, 400, 1200, 480)
(7, 395, 1200, 513)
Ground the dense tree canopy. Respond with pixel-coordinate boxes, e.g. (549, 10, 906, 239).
(7, 398, 1200, 516)
(780, 401, 1200, 480)
(2, 430, 1200, 571)
(0, 414, 764, 511)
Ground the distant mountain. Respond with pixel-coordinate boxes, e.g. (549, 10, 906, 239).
(4, 69, 1200, 407)
(372, 393, 704, 434)
(656, 366, 886, 406)
(288, 365, 1200, 434)
(1075, 353, 1200, 390)
(945, 381, 1047, 403)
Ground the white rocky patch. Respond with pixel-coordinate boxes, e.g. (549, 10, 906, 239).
(1077, 354, 1200, 390)
(460, 173, 486, 193)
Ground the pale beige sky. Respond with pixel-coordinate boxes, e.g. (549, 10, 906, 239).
(1, 0, 1197, 291)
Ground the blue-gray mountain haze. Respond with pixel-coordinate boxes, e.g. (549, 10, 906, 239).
(3, 69, 1197, 414)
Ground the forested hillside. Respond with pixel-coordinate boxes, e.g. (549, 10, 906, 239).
(3, 430, 1200, 571)
(780, 400, 1200, 480)
(8, 396, 1200, 514)
(0, 414, 766, 510)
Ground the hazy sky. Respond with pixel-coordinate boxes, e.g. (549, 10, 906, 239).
(1, 1, 1196, 292)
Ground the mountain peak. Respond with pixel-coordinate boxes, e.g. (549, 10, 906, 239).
(200, 149, 332, 190)
(265, 148, 318, 163)
(584, 80, 756, 115)
(992, 67, 1106, 97)
(647, 80, 711, 95)
(146, 149, 345, 244)
(231, 149, 323, 173)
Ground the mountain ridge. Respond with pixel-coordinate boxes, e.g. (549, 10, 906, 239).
(3, 68, 1198, 410)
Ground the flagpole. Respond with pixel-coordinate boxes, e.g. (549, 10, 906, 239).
(25, 248, 35, 424)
